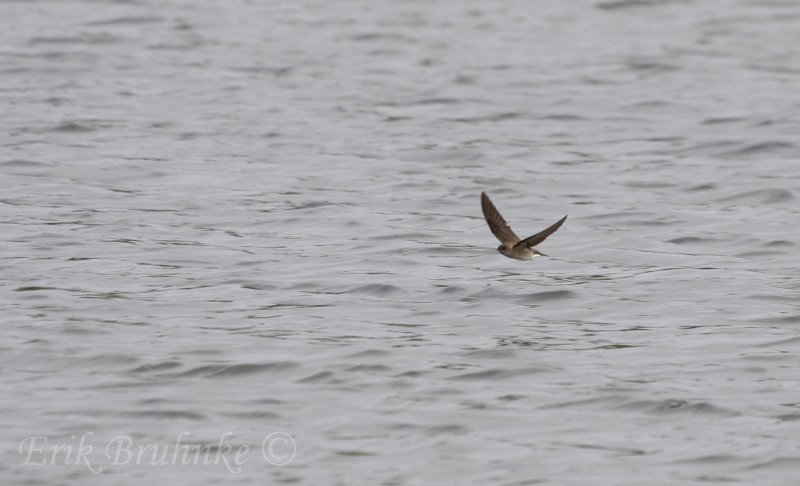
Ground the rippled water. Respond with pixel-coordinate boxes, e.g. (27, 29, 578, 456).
(3, 1, 800, 484)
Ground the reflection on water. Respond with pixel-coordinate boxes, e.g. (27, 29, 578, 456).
(2, 0, 800, 484)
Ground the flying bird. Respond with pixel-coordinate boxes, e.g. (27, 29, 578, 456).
(481, 192, 567, 260)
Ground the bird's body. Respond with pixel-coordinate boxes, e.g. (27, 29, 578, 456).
(480, 192, 567, 261)
(497, 242, 540, 261)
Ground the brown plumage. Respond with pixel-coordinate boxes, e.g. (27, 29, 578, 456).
(481, 192, 567, 260)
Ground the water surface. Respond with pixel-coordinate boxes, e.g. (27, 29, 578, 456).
(2, 1, 799, 484)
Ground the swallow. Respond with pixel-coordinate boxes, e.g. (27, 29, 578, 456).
(481, 192, 567, 260)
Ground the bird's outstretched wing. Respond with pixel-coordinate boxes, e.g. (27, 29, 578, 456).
(481, 192, 520, 244)
(514, 215, 568, 249)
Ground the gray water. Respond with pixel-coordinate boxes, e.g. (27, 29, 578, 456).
(2, 1, 800, 484)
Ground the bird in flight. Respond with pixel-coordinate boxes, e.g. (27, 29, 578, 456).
(481, 192, 567, 260)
